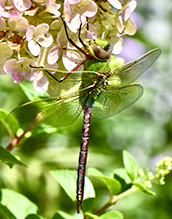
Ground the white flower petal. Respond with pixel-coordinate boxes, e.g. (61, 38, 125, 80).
(111, 38, 123, 55)
(35, 23, 49, 36)
(32, 71, 49, 93)
(28, 40, 40, 56)
(107, 0, 122, 9)
(82, 0, 97, 17)
(38, 33, 53, 47)
(14, 0, 32, 11)
(63, 50, 81, 71)
(47, 45, 61, 65)
(26, 25, 35, 41)
(8, 16, 29, 32)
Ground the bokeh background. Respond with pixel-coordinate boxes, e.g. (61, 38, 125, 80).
(0, 0, 171, 218)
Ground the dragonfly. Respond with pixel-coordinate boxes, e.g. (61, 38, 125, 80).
(8, 17, 161, 213)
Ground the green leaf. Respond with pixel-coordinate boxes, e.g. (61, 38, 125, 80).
(95, 176, 121, 195)
(0, 109, 9, 121)
(85, 211, 124, 219)
(50, 169, 77, 201)
(25, 214, 44, 219)
(113, 168, 131, 184)
(0, 145, 27, 167)
(82, 197, 94, 213)
(100, 211, 124, 219)
(0, 189, 39, 219)
(88, 167, 104, 176)
(134, 182, 156, 196)
(84, 212, 100, 219)
(50, 169, 95, 202)
(88, 168, 121, 195)
(123, 150, 140, 181)
(113, 168, 132, 192)
(52, 210, 76, 219)
(0, 109, 19, 136)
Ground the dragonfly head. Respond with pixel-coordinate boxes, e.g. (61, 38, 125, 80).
(89, 38, 111, 61)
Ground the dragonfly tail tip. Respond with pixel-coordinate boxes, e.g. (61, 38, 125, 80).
(77, 200, 82, 213)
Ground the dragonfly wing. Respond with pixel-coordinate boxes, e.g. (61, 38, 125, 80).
(92, 84, 143, 119)
(109, 49, 161, 86)
(7, 96, 82, 129)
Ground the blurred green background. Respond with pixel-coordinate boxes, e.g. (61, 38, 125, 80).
(0, 0, 171, 218)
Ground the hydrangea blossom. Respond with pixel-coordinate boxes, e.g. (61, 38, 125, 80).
(0, 0, 23, 18)
(0, 0, 138, 93)
(13, 0, 32, 12)
(47, 29, 81, 71)
(116, 0, 137, 35)
(64, 0, 97, 32)
(26, 24, 53, 56)
(0, 43, 13, 75)
(107, 0, 122, 9)
(46, 0, 61, 16)
(8, 16, 29, 32)
(0, 16, 6, 31)
(3, 57, 35, 83)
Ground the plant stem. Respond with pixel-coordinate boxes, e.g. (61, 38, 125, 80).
(94, 185, 139, 215)
(6, 114, 39, 151)
(111, 185, 138, 204)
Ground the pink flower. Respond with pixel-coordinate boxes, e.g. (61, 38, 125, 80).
(64, 0, 97, 32)
(3, 57, 58, 93)
(116, 0, 137, 35)
(0, 0, 22, 18)
(8, 16, 29, 32)
(26, 24, 53, 56)
(46, 0, 61, 16)
(107, 0, 122, 9)
(47, 29, 81, 71)
(0, 0, 139, 94)
(29, 62, 58, 93)
(13, 0, 32, 12)
(3, 57, 35, 83)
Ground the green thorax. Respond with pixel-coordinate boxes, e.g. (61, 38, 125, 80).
(79, 58, 111, 108)
(79, 38, 111, 108)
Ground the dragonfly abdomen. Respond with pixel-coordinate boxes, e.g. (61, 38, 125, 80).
(77, 106, 92, 213)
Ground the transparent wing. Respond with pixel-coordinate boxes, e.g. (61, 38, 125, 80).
(8, 49, 160, 128)
(7, 95, 83, 130)
(7, 70, 100, 130)
(46, 69, 100, 97)
(109, 49, 161, 86)
(92, 84, 143, 119)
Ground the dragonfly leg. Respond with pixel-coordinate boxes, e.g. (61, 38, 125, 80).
(56, 60, 86, 82)
(77, 106, 92, 213)
(60, 15, 88, 56)
(86, 17, 89, 31)
(29, 65, 64, 82)
(78, 16, 89, 52)
(30, 60, 85, 82)
(45, 70, 64, 82)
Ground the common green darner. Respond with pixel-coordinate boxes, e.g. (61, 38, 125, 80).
(8, 18, 161, 212)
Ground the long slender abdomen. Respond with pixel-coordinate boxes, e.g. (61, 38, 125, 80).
(77, 106, 92, 213)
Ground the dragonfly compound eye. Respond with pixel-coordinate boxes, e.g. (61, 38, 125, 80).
(89, 43, 111, 61)
(104, 44, 111, 51)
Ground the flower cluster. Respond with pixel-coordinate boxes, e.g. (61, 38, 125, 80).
(154, 156, 172, 185)
(0, 0, 137, 93)
(142, 156, 172, 189)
